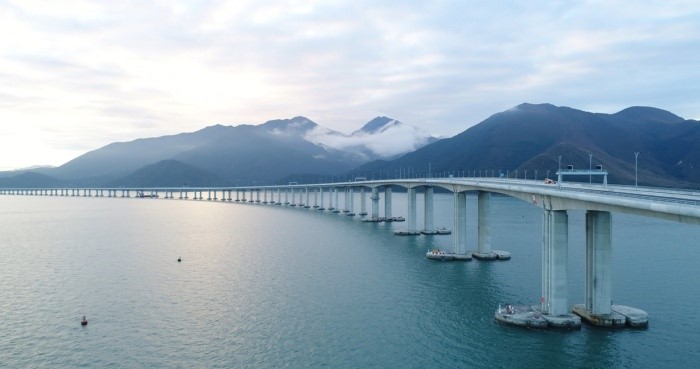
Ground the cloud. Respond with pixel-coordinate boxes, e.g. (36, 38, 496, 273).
(305, 120, 435, 159)
(1, 0, 699, 169)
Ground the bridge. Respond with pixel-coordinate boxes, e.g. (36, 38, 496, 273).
(4, 176, 700, 329)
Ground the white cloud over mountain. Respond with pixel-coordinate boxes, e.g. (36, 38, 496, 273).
(305, 118, 436, 159)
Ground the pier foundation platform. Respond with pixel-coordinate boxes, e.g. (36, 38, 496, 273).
(572, 304, 648, 328)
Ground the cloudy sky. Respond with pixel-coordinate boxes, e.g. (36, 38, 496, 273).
(1, 0, 699, 170)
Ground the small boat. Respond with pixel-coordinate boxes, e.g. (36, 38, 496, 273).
(177, 257, 181, 262)
(81, 316, 88, 326)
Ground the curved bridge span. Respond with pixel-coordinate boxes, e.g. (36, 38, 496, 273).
(4, 177, 700, 328)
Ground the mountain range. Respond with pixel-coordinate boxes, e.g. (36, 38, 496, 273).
(1, 103, 699, 188)
(353, 103, 700, 188)
(0, 116, 436, 187)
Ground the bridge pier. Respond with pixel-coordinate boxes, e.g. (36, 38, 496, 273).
(473, 191, 511, 260)
(573, 211, 648, 327)
(496, 210, 579, 328)
(395, 187, 419, 235)
(452, 192, 469, 258)
(304, 188, 310, 208)
(421, 187, 436, 234)
(332, 188, 340, 213)
(384, 187, 392, 219)
(346, 187, 355, 215)
(359, 188, 367, 216)
(371, 187, 379, 219)
(318, 187, 325, 210)
(541, 210, 572, 316)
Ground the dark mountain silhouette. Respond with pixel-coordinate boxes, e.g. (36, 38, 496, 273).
(352, 103, 700, 188)
(4, 104, 699, 188)
(107, 160, 226, 187)
(0, 172, 66, 188)
(23, 116, 434, 186)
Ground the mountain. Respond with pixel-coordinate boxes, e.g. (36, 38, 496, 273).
(22, 116, 435, 186)
(107, 159, 225, 187)
(0, 172, 65, 188)
(352, 103, 700, 188)
(304, 116, 437, 161)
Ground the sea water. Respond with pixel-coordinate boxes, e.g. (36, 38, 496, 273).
(0, 194, 699, 368)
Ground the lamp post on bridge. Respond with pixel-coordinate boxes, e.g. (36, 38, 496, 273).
(634, 152, 640, 187)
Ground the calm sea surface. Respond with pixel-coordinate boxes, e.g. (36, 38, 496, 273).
(1, 193, 699, 368)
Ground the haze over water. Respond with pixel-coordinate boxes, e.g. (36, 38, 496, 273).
(1, 194, 699, 368)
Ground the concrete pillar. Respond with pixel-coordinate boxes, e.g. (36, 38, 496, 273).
(477, 191, 492, 254)
(384, 187, 392, 218)
(371, 187, 379, 218)
(542, 210, 569, 316)
(319, 187, 325, 209)
(334, 188, 339, 211)
(285, 188, 289, 204)
(585, 210, 612, 315)
(423, 187, 434, 233)
(255, 189, 260, 203)
(359, 187, 366, 215)
(348, 187, 354, 213)
(407, 187, 417, 232)
(305, 188, 310, 207)
(453, 192, 467, 254)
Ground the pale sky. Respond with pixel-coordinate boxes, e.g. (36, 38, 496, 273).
(1, 0, 699, 170)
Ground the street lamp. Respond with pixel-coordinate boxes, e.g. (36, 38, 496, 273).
(558, 156, 562, 172)
(589, 153, 593, 183)
(634, 152, 640, 187)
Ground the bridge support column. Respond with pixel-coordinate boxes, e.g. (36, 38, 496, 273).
(528, 209, 581, 328)
(359, 187, 367, 216)
(384, 187, 392, 219)
(452, 192, 469, 257)
(305, 188, 310, 207)
(396, 187, 419, 235)
(421, 187, 435, 234)
(371, 187, 379, 219)
(347, 187, 355, 215)
(333, 188, 340, 213)
(572, 211, 646, 327)
(473, 191, 511, 260)
(318, 188, 325, 210)
(255, 189, 260, 203)
(542, 210, 569, 316)
(343, 188, 349, 212)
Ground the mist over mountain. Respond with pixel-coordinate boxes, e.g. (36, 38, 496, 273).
(352, 103, 700, 188)
(0, 116, 435, 187)
(3, 103, 699, 189)
(305, 116, 437, 160)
